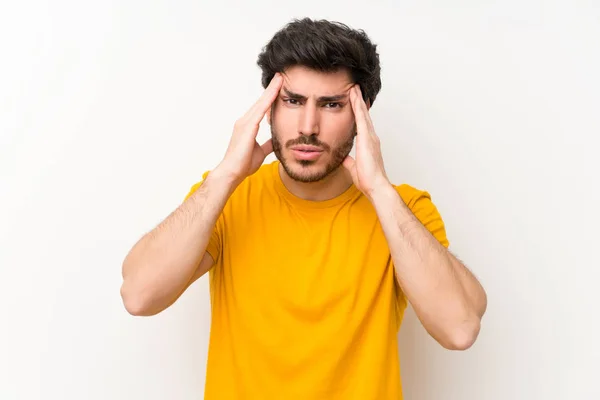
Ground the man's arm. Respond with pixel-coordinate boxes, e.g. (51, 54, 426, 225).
(120, 73, 284, 317)
(120, 171, 236, 316)
(371, 186, 487, 350)
(343, 84, 486, 350)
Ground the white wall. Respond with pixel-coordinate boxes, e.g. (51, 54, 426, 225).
(1, 1, 598, 399)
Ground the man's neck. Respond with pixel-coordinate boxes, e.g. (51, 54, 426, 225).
(278, 163, 354, 202)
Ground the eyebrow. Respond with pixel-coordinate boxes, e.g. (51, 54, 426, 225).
(282, 87, 348, 102)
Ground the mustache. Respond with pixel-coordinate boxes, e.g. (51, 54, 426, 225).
(285, 135, 331, 152)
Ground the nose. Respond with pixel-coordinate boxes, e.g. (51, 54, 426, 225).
(298, 102, 319, 136)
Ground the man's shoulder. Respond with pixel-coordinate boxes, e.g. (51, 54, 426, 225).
(229, 161, 278, 194)
(183, 161, 277, 202)
(244, 160, 278, 184)
(392, 182, 449, 247)
(392, 182, 433, 208)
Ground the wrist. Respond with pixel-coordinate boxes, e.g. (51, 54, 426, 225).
(208, 164, 243, 193)
(368, 181, 404, 212)
(365, 177, 394, 202)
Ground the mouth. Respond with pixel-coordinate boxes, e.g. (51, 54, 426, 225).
(290, 145, 324, 161)
(291, 145, 323, 152)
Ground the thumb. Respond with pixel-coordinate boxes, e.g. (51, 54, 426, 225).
(343, 155, 359, 185)
(261, 138, 273, 156)
(342, 155, 355, 171)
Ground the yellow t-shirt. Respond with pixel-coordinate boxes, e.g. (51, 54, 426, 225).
(185, 160, 449, 400)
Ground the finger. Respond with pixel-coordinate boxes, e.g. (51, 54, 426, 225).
(350, 86, 371, 136)
(261, 138, 273, 155)
(342, 154, 355, 171)
(342, 155, 358, 184)
(245, 73, 283, 124)
(352, 86, 377, 136)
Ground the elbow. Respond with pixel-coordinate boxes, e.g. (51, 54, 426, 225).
(441, 318, 481, 351)
(442, 285, 487, 351)
(120, 255, 161, 317)
(120, 280, 157, 317)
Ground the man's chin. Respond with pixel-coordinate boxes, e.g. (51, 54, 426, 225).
(281, 159, 336, 183)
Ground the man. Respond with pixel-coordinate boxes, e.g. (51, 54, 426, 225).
(120, 18, 487, 400)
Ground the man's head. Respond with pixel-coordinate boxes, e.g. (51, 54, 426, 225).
(257, 18, 381, 183)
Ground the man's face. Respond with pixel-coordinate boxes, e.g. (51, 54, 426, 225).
(269, 65, 357, 183)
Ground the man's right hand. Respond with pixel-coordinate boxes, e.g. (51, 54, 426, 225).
(121, 74, 284, 317)
(215, 73, 283, 185)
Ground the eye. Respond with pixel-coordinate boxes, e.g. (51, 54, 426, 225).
(283, 98, 301, 105)
(324, 102, 342, 108)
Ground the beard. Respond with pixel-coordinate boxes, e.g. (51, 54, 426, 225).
(271, 125, 356, 183)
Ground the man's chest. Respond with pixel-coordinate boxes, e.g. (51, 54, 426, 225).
(217, 207, 395, 310)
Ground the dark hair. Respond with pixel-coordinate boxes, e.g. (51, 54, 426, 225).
(257, 18, 382, 106)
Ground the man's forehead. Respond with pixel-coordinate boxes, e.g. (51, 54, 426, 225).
(280, 66, 353, 97)
(282, 85, 352, 98)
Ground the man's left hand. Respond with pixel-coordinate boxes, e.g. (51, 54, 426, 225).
(343, 85, 392, 200)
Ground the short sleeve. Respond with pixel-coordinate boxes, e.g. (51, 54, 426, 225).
(392, 185, 450, 324)
(396, 184, 450, 248)
(183, 171, 224, 264)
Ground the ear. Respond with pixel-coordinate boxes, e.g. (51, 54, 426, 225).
(267, 106, 272, 125)
(366, 98, 372, 110)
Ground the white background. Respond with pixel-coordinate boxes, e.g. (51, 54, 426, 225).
(1, 1, 599, 399)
